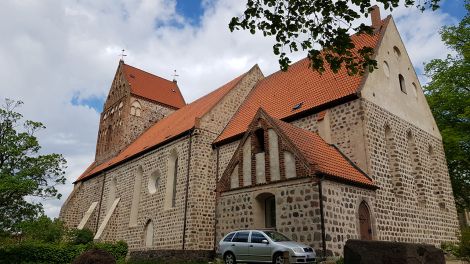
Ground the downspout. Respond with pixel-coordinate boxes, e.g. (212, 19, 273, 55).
(318, 175, 327, 259)
(182, 129, 194, 250)
(212, 147, 220, 250)
(95, 172, 107, 234)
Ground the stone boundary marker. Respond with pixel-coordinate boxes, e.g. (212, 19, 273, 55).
(344, 240, 445, 264)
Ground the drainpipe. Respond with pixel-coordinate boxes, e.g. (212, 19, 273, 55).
(318, 175, 327, 259)
(182, 129, 194, 250)
(212, 147, 220, 250)
(95, 172, 107, 234)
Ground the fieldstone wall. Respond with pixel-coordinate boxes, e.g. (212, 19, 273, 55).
(362, 99, 459, 244)
(216, 178, 322, 247)
(60, 66, 263, 253)
(321, 180, 376, 257)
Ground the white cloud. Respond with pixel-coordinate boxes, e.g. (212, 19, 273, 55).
(0, 0, 459, 218)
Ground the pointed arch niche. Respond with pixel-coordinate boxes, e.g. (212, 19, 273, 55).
(384, 125, 403, 196)
(107, 176, 117, 212)
(429, 145, 445, 209)
(406, 131, 425, 203)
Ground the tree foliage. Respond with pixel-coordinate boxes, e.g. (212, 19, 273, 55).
(230, 0, 440, 73)
(0, 99, 66, 233)
(424, 1, 470, 211)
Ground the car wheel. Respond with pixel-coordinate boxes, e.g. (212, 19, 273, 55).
(224, 252, 236, 264)
(273, 253, 285, 264)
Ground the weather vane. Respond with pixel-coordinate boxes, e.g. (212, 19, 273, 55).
(120, 49, 127, 62)
(172, 70, 179, 82)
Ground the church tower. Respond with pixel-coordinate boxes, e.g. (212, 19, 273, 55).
(95, 60, 186, 163)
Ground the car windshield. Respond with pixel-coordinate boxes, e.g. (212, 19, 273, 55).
(263, 231, 291, 242)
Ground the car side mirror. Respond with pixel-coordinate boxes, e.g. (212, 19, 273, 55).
(262, 239, 269, 244)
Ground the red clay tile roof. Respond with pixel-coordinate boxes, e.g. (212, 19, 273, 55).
(122, 63, 186, 109)
(215, 17, 390, 144)
(76, 71, 248, 182)
(272, 117, 374, 187)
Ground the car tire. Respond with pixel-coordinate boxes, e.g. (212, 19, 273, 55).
(224, 252, 236, 264)
(273, 252, 285, 264)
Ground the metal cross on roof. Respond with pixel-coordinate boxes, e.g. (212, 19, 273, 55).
(172, 70, 179, 82)
(120, 49, 127, 62)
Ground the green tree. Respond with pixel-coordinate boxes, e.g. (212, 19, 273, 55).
(0, 99, 67, 234)
(230, 0, 440, 73)
(20, 216, 66, 243)
(424, 1, 470, 211)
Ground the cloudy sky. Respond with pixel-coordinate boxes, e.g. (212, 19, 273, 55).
(0, 0, 465, 218)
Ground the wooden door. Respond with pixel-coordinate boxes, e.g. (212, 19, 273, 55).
(359, 202, 372, 240)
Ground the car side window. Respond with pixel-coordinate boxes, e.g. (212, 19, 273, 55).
(251, 232, 267, 243)
(232, 231, 249, 242)
(223, 232, 235, 242)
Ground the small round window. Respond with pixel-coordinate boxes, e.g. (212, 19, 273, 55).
(383, 61, 390, 78)
(148, 170, 161, 194)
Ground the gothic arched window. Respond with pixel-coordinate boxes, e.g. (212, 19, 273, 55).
(130, 100, 142, 117)
(165, 150, 178, 209)
(129, 166, 143, 226)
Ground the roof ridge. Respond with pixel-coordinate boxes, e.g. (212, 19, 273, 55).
(123, 63, 175, 84)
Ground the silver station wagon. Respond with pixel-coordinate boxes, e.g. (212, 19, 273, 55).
(217, 230, 316, 264)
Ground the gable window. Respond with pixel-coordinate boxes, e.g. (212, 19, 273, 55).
(165, 150, 178, 209)
(130, 100, 142, 117)
(254, 129, 265, 153)
(399, 74, 406, 94)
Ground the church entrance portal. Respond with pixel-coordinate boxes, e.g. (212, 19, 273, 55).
(359, 201, 372, 240)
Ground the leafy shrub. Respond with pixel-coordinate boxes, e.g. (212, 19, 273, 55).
(461, 227, 470, 260)
(68, 228, 94, 245)
(89, 240, 128, 261)
(20, 216, 66, 243)
(336, 257, 344, 264)
(0, 240, 127, 264)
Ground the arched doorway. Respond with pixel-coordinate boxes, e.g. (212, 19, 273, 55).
(359, 201, 372, 240)
(254, 193, 276, 229)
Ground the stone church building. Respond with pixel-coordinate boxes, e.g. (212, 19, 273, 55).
(60, 8, 460, 258)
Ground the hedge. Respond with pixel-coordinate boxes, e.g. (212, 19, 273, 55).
(0, 240, 127, 264)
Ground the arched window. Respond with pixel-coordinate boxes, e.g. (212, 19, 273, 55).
(407, 132, 425, 203)
(144, 219, 154, 247)
(393, 46, 401, 58)
(399, 74, 406, 93)
(130, 100, 142, 117)
(107, 176, 117, 213)
(383, 61, 390, 78)
(148, 170, 161, 194)
(385, 125, 403, 195)
(129, 166, 143, 226)
(165, 150, 178, 209)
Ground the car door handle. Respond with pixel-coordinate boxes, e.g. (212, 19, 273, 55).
(249, 245, 254, 247)
(231, 244, 235, 247)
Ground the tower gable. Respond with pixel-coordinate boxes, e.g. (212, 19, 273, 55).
(95, 61, 184, 163)
(359, 17, 440, 138)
